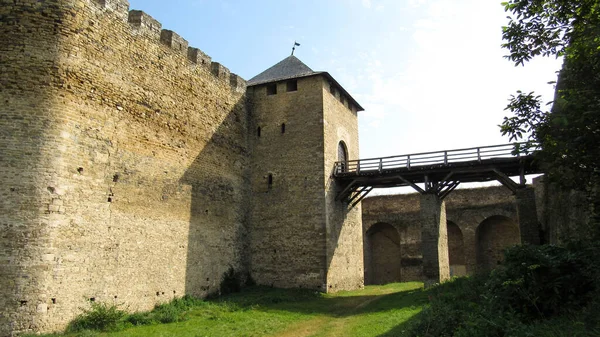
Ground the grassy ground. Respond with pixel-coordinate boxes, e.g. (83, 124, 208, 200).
(36, 282, 427, 337)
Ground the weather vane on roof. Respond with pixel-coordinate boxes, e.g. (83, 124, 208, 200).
(291, 41, 300, 56)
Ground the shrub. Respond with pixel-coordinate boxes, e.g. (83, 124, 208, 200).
(485, 244, 596, 319)
(406, 241, 600, 336)
(66, 302, 126, 332)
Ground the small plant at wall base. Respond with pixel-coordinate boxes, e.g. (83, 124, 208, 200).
(66, 302, 126, 333)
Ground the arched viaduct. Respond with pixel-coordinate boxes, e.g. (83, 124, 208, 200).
(362, 186, 525, 285)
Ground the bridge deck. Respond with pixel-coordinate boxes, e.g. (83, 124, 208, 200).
(333, 143, 542, 205)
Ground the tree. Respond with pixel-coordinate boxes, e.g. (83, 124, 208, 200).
(499, 0, 600, 191)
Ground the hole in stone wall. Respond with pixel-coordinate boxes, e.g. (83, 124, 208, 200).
(113, 174, 119, 182)
(20, 300, 27, 306)
(156, 292, 160, 296)
(51, 298, 56, 304)
(205, 209, 209, 214)
(107, 197, 112, 202)
(173, 290, 176, 294)
(281, 123, 286, 134)
(47, 186, 55, 194)
(114, 295, 117, 299)
(89, 297, 95, 302)
(268, 174, 273, 189)
(257, 126, 261, 137)
(10, 187, 15, 192)
(162, 292, 165, 295)
(77, 167, 84, 174)
(206, 278, 209, 281)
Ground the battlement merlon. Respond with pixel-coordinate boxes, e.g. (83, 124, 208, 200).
(160, 30, 189, 56)
(230, 74, 247, 93)
(211, 62, 230, 82)
(92, 0, 130, 21)
(91, 2, 245, 91)
(128, 10, 162, 39)
(188, 48, 212, 68)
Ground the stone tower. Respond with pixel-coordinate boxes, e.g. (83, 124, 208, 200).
(246, 56, 364, 291)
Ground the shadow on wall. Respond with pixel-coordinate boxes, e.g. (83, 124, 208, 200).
(447, 221, 466, 277)
(0, 3, 66, 335)
(476, 215, 520, 271)
(365, 223, 402, 285)
(180, 97, 250, 297)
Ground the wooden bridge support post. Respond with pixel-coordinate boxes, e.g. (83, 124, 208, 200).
(515, 187, 541, 245)
(420, 193, 450, 287)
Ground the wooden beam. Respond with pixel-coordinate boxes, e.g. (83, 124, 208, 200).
(351, 187, 373, 208)
(336, 179, 357, 201)
(394, 175, 425, 193)
(492, 169, 519, 193)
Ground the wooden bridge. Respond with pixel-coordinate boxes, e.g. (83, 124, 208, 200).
(334, 143, 541, 207)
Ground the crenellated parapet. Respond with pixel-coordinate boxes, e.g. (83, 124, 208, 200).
(91, 0, 245, 91)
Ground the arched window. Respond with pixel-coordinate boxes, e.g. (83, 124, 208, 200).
(338, 141, 348, 173)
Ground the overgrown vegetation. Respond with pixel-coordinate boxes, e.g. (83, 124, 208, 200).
(28, 283, 427, 337)
(499, 0, 600, 239)
(405, 243, 600, 336)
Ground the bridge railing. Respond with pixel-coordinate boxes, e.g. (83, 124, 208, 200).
(334, 143, 534, 175)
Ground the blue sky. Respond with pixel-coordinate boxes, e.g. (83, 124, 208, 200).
(128, 0, 561, 190)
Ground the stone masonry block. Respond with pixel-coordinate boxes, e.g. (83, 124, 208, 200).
(187, 47, 212, 68)
(160, 30, 188, 55)
(128, 10, 162, 40)
(211, 62, 230, 82)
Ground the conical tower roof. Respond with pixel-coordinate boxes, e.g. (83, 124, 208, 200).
(247, 56, 319, 86)
(247, 55, 364, 111)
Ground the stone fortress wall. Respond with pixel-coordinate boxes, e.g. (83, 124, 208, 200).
(1, 0, 249, 334)
(0, 0, 579, 336)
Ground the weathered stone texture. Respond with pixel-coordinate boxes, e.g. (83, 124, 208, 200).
(533, 176, 592, 244)
(248, 76, 326, 289)
(362, 186, 521, 284)
(420, 194, 450, 286)
(323, 80, 364, 292)
(1, 1, 248, 334)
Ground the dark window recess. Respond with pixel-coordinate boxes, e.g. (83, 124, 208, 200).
(286, 80, 297, 92)
(266, 84, 277, 95)
(257, 126, 261, 137)
(268, 174, 273, 189)
(338, 141, 348, 173)
(281, 123, 286, 134)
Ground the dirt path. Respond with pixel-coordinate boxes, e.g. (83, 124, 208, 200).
(270, 287, 398, 337)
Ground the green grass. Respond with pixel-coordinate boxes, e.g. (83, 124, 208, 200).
(32, 282, 427, 337)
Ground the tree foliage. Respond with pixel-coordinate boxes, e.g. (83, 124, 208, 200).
(500, 0, 600, 190)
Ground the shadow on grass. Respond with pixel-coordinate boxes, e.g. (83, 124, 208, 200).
(211, 282, 430, 319)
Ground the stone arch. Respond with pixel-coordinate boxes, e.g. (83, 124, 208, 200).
(447, 221, 466, 277)
(476, 215, 520, 271)
(364, 222, 401, 285)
